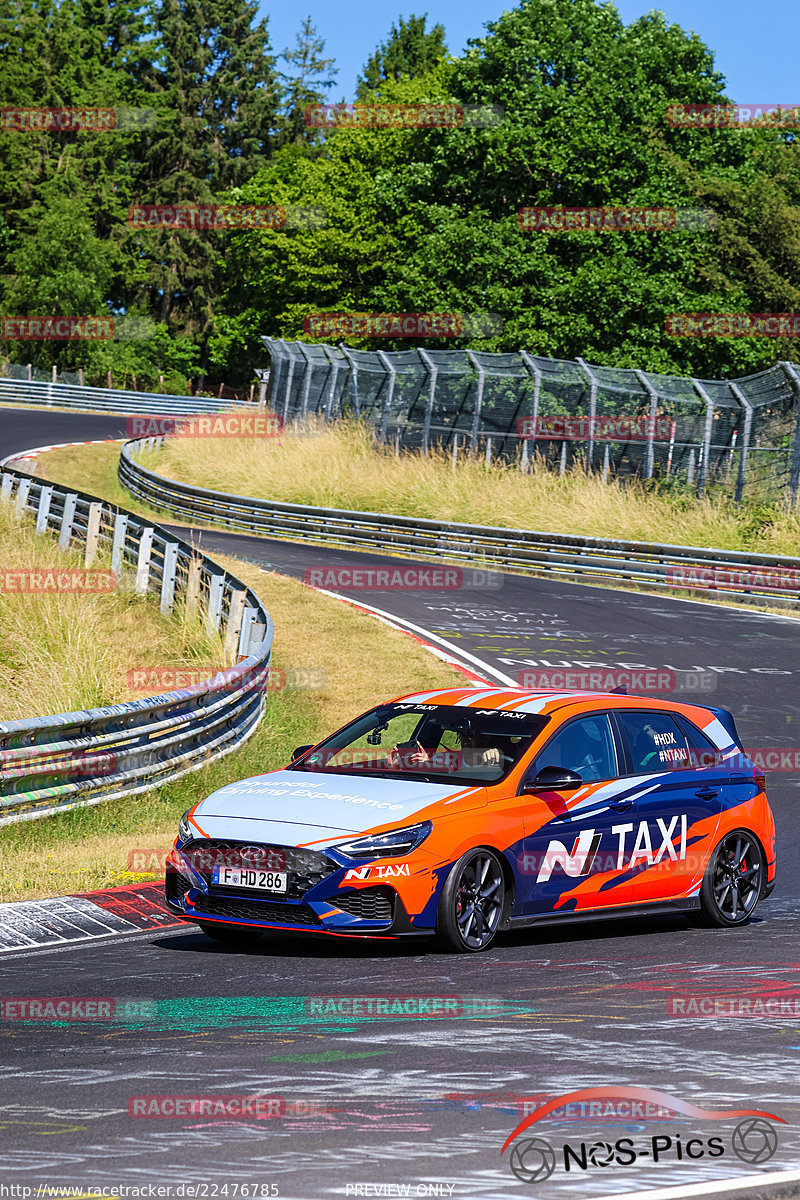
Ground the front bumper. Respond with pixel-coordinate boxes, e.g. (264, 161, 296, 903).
(164, 840, 430, 937)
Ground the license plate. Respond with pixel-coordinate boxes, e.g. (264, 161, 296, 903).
(211, 866, 287, 893)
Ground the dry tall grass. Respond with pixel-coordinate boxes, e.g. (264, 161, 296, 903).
(0, 503, 225, 720)
(143, 419, 800, 556)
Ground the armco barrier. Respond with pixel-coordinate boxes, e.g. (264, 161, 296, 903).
(0, 375, 254, 415)
(0, 463, 273, 824)
(118, 438, 800, 610)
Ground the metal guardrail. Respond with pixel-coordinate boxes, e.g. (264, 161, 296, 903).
(0, 461, 273, 824)
(119, 438, 800, 610)
(0, 375, 254, 415)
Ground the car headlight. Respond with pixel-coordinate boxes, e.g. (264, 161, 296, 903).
(177, 809, 193, 843)
(332, 821, 432, 861)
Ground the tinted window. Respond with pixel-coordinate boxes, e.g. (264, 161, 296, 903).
(532, 714, 617, 782)
(674, 714, 722, 768)
(290, 703, 547, 785)
(617, 711, 692, 773)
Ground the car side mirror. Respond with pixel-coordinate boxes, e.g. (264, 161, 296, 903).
(523, 765, 584, 793)
(291, 744, 313, 761)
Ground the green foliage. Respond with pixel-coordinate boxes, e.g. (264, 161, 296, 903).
(3, 0, 800, 385)
(357, 13, 447, 97)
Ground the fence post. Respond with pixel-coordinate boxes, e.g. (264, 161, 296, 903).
(485, 436, 493, 467)
(519, 351, 541, 466)
(602, 444, 610, 483)
(465, 350, 484, 456)
(84, 502, 103, 567)
(111, 513, 129, 575)
(377, 350, 396, 443)
(0, 473, 13, 504)
(451, 433, 459, 471)
(339, 345, 360, 420)
(692, 380, 715, 496)
(322, 345, 341, 422)
(728, 381, 753, 503)
(576, 357, 598, 472)
(160, 542, 179, 614)
(35, 485, 53, 533)
(297, 343, 313, 420)
(185, 556, 202, 617)
(780, 361, 800, 503)
(59, 494, 77, 550)
(135, 527, 155, 595)
(207, 574, 225, 634)
(634, 369, 660, 479)
(417, 348, 436, 457)
(14, 477, 31, 518)
(256, 368, 269, 410)
(282, 342, 298, 425)
(224, 589, 246, 660)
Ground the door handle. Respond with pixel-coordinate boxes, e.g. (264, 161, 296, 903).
(695, 788, 719, 800)
(610, 798, 634, 811)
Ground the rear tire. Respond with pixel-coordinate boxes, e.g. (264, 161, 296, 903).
(697, 830, 764, 927)
(436, 847, 506, 953)
(197, 921, 263, 944)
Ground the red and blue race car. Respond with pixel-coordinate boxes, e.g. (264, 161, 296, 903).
(165, 687, 775, 952)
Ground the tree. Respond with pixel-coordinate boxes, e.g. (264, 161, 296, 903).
(277, 16, 337, 148)
(128, 0, 280, 357)
(357, 14, 447, 97)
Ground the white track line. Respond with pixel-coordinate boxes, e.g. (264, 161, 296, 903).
(586, 1165, 800, 1200)
(0, 437, 123, 467)
(314, 587, 518, 686)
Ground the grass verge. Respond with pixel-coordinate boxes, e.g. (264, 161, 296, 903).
(1, 550, 466, 902)
(133, 419, 800, 557)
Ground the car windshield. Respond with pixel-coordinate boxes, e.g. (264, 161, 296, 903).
(288, 703, 548, 785)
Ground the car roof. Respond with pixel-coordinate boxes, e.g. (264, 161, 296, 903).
(391, 685, 715, 721)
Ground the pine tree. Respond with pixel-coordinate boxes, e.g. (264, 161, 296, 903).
(277, 16, 337, 148)
(357, 14, 447, 97)
(130, 0, 280, 355)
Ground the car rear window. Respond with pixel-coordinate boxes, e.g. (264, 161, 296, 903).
(616, 710, 693, 773)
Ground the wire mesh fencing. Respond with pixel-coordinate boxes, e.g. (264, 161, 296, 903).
(263, 337, 800, 504)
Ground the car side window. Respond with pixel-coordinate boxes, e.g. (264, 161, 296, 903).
(616, 711, 692, 773)
(531, 714, 617, 782)
(674, 714, 722, 768)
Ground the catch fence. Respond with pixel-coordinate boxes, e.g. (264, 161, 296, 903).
(263, 338, 800, 503)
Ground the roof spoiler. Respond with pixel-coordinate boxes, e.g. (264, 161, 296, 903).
(701, 705, 744, 749)
(610, 685, 628, 695)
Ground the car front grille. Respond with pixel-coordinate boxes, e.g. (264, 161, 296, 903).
(334, 888, 394, 922)
(192, 894, 322, 926)
(180, 839, 337, 899)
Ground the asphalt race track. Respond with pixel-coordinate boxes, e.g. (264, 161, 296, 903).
(2, 405, 800, 1199)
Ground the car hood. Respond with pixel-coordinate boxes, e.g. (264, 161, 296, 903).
(191, 769, 479, 846)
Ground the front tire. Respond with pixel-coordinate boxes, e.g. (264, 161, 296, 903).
(437, 848, 506, 952)
(197, 921, 263, 944)
(697, 830, 765, 927)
